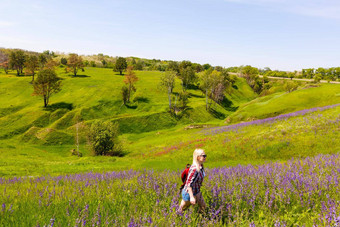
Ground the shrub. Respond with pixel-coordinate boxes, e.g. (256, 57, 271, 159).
(283, 81, 298, 93)
(87, 120, 123, 156)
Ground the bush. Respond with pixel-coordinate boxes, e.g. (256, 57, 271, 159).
(283, 81, 298, 93)
(87, 120, 123, 156)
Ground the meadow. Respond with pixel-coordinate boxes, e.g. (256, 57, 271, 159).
(0, 67, 339, 177)
(0, 99, 339, 226)
(2, 153, 340, 226)
(0, 66, 340, 226)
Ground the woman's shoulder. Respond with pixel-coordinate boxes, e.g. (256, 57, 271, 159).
(189, 165, 197, 171)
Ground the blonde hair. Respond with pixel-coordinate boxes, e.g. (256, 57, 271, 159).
(192, 148, 205, 171)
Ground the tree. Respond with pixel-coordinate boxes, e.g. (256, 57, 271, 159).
(239, 65, 264, 93)
(0, 51, 9, 74)
(135, 60, 144, 70)
(45, 59, 58, 70)
(0, 61, 9, 74)
(179, 91, 189, 109)
(179, 66, 196, 90)
(199, 69, 214, 110)
(168, 61, 179, 73)
(60, 57, 67, 65)
(287, 72, 295, 80)
(121, 86, 129, 105)
(24, 55, 39, 81)
(32, 69, 62, 107)
(203, 63, 212, 70)
(38, 54, 48, 69)
(302, 68, 314, 79)
(284, 81, 298, 93)
(179, 61, 192, 71)
(123, 66, 138, 102)
(239, 65, 259, 84)
(199, 69, 230, 109)
(115, 57, 127, 75)
(87, 120, 122, 156)
(67, 54, 84, 76)
(160, 71, 176, 111)
(9, 50, 26, 75)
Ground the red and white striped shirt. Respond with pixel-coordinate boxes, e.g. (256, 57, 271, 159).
(184, 165, 205, 195)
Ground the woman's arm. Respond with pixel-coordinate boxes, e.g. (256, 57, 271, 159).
(187, 186, 196, 205)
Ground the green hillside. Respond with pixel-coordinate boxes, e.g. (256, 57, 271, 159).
(0, 66, 339, 177)
(229, 83, 340, 122)
(0, 67, 256, 142)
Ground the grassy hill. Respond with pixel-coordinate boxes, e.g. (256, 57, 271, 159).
(0, 67, 339, 177)
(229, 83, 340, 122)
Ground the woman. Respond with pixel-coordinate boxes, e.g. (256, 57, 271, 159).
(178, 148, 207, 213)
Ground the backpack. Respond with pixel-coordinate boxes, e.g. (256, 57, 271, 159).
(179, 164, 191, 191)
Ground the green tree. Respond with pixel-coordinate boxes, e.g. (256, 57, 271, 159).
(115, 57, 127, 75)
(203, 63, 212, 70)
(38, 54, 48, 69)
(9, 50, 26, 75)
(121, 86, 129, 105)
(179, 91, 189, 109)
(135, 60, 144, 70)
(179, 66, 196, 90)
(160, 71, 176, 111)
(60, 57, 67, 65)
(24, 55, 39, 81)
(284, 80, 298, 93)
(123, 66, 138, 102)
(168, 61, 179, 73)
(0, 51, 9, 74)
(302, 68, 315, 79)
(239, 65, 263, 93)
(32, 69, 62, 107)
(67, 54, 84, 76)
(199, 69, 230, 109)
(87, 120, 122, 156)
(314, 74, 322, 83)
(199, 69, 214, 110)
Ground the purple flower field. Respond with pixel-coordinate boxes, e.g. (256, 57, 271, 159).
(1, 154, 340, 226)
(203, 103, 340, 135)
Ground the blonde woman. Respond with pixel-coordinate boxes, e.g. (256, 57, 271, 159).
(178, 149, 207, 213)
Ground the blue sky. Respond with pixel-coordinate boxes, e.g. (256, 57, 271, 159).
(1, 0, 340, 71)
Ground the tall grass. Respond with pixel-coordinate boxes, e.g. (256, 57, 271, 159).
(1, 154, 340, 226)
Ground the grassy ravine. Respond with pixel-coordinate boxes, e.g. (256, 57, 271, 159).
(0, 67, 339, 177)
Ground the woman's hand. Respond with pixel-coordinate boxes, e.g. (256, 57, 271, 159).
(190, 197, 196, 205)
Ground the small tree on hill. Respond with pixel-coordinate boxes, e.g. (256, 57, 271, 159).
(123, 66, 138, 102)
(87, 120, 123, 156)
(115, 57, 127, 75)
(24, 55, 39, 81)
(44, 59, 58, 70)
(199, 69, 214, 110)
(179, 66, 196, 91)
(67, 54, 84, 76)
(38, 53, 48, 69)
(0, 51, 9, 74)
(60, 57, 67, 65)
(159, 71, 176, 111)
(121, 86, 129, 105)
(32, 69, 62, 107)
(9, 50, 26, 75)
(283, 80, 298, 93)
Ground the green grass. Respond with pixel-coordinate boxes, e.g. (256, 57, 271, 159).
(230, 83, 340, 122)
(0, 67, 339, 177)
